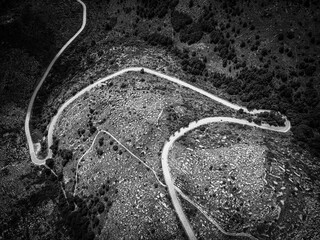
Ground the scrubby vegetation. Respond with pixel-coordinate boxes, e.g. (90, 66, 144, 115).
(1, 0, 320, 239)
(27, 0, 320, 157)
(58, 179, 117, 240)
(145, 32, 173, 47)
(137, 0, 179, 19)
(171, 10, 193, 32)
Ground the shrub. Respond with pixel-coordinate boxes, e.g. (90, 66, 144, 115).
(293, 124, 314, 141)
(171, 11, 193, 32)
(181, 57, 206, 75)
(97, 148, 103, 156)
(189, 0, 194, 8)
(137, 0, 178, 19)
(304, 65, 316, 76)
(98, 137, 104, 146)
(287, 30, 295, 39)
(261, 48, 268, 56)
(198, 10, 217, 33)
(238, 108, 244, 114)
(105, 17, 117, 31)
(279, 46, 284, 53)
(253, 118, 262, 125)
(97, 201, 105, 214)
(50, 138, 60, 156)
(222, 59, 227, 68)
(278, 33, 284, 41)
(145, 32, 173, 47)
(209, 30, 223, 44)
(89, 126, 97, 134)
(180, 23, 203, 44)
(61, 149, 73, 167)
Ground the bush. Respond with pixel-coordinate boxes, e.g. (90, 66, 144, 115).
(209, 30, 223, 44)
(293, 124, 314, 141)
(279, 46, 284, 53)
(137, 0, 178, 19)
(89, 126, 97, 134)
(304, 65, 316, 76)
(238, 108, 244, 114)
(189, 0, 194, 8)
(180, 23, 203, 44)
(97, 201, 105, 214)
(198, 9, 217, 33)
(278, 33, 284, 41)
(105, 17, 117, 31)
(50, 138, 60, 156)
(145, 32, 173, 47)
(181, 57, 206, 75)
(253, 118, 262, 125)
(97, 148, 103, 156)
(171, 11, 193, 32)
(61, 149, 73, 167)
(287, 30, 295, 39)
(99, 137, 104, 146)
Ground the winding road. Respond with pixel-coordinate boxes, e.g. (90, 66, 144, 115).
(24, 0, 291, 239)
(24, 0, 86, 165)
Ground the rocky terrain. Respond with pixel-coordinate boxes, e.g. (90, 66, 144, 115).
(1, 0, 320, 239)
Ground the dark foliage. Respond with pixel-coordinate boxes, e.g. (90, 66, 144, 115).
(277, 33, 284, 41)
(181, 57, 206, 75)
(0, 5, 56, 62)
(189, 0, 194, 8)
(210, 30, 223, 44)
(180, 23, 203, 44)
(89, 125, 97, 135)
(293, 124, 314, 141)
(137, 0, 178, 19)
(97, 148, 104, 156)
(105, 17, 117, 31)
(60, 149, 73, 167)
(256, 111, 286, 126)
(46, 158, 54, 169)
(145, 32, 173, 47)
(208, 64, 320, 155)
(59, 195, 96, 240)
(171, 11, 193, 32)
(287, 30, 295, 39)
(50, 137, 60, 156)
(98, 137, 104, 146)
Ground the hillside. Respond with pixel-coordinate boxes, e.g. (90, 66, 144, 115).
(0, 0, 320, 239)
